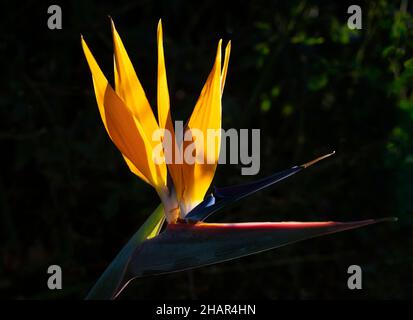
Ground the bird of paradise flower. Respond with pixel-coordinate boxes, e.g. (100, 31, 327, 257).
(81, 19, 396, 299)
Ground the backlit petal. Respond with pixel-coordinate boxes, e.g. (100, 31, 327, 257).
(157, 19, 183, 200)
(110, 20, 160, 143)
(221, 41, 231, 94)
(181, 40, 223, 215)
(81, 36, 165, 188)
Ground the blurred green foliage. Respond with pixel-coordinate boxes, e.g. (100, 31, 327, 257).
(1, 0, 412, 299)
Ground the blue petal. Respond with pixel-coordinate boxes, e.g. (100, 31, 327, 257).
(185, 152, 335, 222)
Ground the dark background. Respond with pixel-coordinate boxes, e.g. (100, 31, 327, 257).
(1, 0, 412, 299)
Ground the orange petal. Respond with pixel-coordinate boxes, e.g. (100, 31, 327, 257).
(221, 41, 231, 95)
(81, 36, 166, 189)
(181, 40, 223, 215)
(157, 19, 183, 200)
(111, 19, 161, 151)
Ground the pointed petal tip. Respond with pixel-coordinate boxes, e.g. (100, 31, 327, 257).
(110, 17, 116, 32)
(110, 17, 121, 39)
(347, 216, 398, 225)
(301, 150, 335, 168)
(80, 35, 87, 48)
(157, 19, 163, 38)
(216, 39, 223, 59)
(80, 36, 93, 57)
(80, 35, 88, 52)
